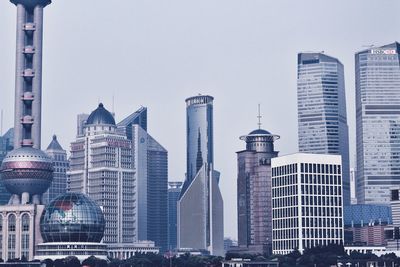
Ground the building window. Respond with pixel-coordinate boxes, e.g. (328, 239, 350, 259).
(21, 214, 30, 259)
(8, 214, 16, 259)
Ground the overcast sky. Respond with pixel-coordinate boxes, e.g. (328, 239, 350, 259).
(0, 0, 399, 239)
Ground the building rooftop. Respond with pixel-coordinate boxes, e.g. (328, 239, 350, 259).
(86, 103, 116, 126)
(46, 135, 63, 151)
(249, 129, 271, 135)
(10, 0, 52, 8)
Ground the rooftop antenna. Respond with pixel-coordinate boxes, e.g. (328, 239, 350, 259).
(257, 104, 262, 129)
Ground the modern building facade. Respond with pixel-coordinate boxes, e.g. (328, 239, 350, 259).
(178, 95, 224, 256)
(118, 107, 168, 252)
(43, 135, 68, 204)
(271, 153, 344, 254)
(355, 42, 400, 204)
(344, 204, 392, 246)
(383, 187, 400, 254)
(237, 128, 279, 255)
(68, 103, 136, 244)
(297, 53, 350, 206)
(184, 95, 214, 185)
(0, 128, 14, 204)
(168, 181, 182, 251)
(117, 106, 147, 137)
(350, 168, 357, 204)
(76, 114, 89, 137)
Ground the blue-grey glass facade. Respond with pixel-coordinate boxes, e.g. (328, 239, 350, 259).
(43, 135, 69, 204)
(117, 107, 147, 139)
(147, 135, 168, 253)
(185, 95, 213, 185)
(297, 53, 350, 205)
(168, 182, 182, 251)
(118, 107, 168, 252)
(356, 42, 400, 204)
(178, 95, 224, 256)
(344, 204, 392, 227)
(0, 128, 13, 204)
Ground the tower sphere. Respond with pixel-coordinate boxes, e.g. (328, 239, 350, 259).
(0, 147, 53, 196)
(40, 193, 105, 243)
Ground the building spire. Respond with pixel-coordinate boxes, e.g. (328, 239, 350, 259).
(257, 104, 262, 129)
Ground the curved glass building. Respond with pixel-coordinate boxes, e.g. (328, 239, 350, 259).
(40, 193, 105, 243)
(178, 95, 224, 256)
(36, 193, 108, 261)
(185, 95, 214, 183)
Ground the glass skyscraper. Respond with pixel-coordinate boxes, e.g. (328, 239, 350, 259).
(185, 95, 214, 184)
(118, 107, 168, 253)
(168, 181, 182, 251)
(356, 42, 400, 204)
(297, 52, 350, 205)
(178, 95, 224, 256)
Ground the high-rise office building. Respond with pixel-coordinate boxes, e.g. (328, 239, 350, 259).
(68, 103, 136, 244)
(355, 42, 400, 204)
(271, 153, 344, 255)
(383, 187, 400, 252)
(178, 95, 224, 256)
(168, 181, 182, 251)
(43, 135, 68, 204)
(185, 95, 213, 184)
(0, 128, 14, 204)
(118, 107, 168, 252)
(297, 53, 350, 206)
(237, 128, 279, 255)
(76, 113, 89, 137)
(350, 168, 357, 205)
(117, 106, 147, 137)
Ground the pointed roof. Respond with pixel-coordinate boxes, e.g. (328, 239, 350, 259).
(46, 135, 63, 151)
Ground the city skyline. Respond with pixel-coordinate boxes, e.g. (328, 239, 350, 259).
(0, 0, 399, 239)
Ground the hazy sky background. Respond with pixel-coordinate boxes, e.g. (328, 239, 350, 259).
(0, 0, 399, 239)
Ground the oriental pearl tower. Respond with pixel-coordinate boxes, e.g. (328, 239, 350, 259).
(0, 0, 53, 205)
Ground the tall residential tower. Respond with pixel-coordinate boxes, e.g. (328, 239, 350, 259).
(178, 95, 224, 256)
(297, 52, 350, 205)
(355, 42, 400, 204)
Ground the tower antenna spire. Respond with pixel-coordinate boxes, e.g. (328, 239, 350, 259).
(257, 104, 262, 129)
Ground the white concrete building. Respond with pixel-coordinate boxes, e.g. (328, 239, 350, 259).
(271, 153, 344, 254)
(68, 103, 136, 244)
